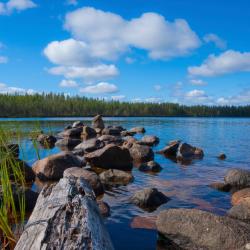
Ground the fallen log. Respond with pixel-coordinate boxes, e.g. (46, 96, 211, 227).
(15, 177, 114, 250)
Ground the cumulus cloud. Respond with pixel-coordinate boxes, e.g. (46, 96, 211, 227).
(216, 90, 250, 106)
(79, 82, 118, 94)
(203, 33, 227, 50)
(64, 7, 201, 60)
(0, 56, 8, 63)
(189, 79, 207, 86)
(0, 82, 36, 94)
(59, 79, 78, 88)
(0, 0, 36, 15)
(188, 50, 250, 77)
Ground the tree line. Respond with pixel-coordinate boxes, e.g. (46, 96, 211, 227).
(0, 93, 250, 117)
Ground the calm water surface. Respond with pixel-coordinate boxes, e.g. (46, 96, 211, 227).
(1, 117, 250, 250)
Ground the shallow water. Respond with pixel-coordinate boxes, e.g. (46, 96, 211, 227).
(1, 117, 250, 249)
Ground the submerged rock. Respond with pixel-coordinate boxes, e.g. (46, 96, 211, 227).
(138, 135, 160, 146)
(85, 144, 133, 171)
(92, 115, 105, 130)
(218, 153, 227, 160)
(156, 208, 250, 250)
(32, 152, 83, 181)
(130, 188, 169, 211)
(99, 169, 133, 186)
(97, 200, 110, 217)
(64, 167, 104, 196)
(224, 168, 250, 189)
(138, 161, 162, 172)
(128, 143, 154, 163)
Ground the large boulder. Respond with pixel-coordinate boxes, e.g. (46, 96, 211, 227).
(224, 168, 250, 189)
(232, 188, 250, 205)
(92, 115, 105, 130)
(102, 127, 122, 136)
(63, 167, 104, 196)
(128, 144, 154, 163)
(74, 138, 105, 153)
(129, 127, 146, 134)
(55, 138, 82, 149)
(37, 134, 57, 147)
(58, 127, 82, 138)
(177, 142, 204, 161)
(156, 208, 250, 250)
(85, 144, 133, 171)
(130, 188, 169, 211)
(98, 135, 123, 145)
(138, 161, 162, 172)
(32, 152, 83, 181)
(81, 126, 97, 140)
(72, 121, 84, 128)
(99, 169, 133, 186)
(138, 135, 159, 146)
(156, 140, 180, 155)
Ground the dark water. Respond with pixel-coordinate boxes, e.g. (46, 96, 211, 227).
(1, 117, 250, 250)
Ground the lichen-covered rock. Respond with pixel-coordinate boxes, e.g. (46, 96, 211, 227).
(138, 161, 162, 172)
(85, 144, 133, 171)
(224, 168, 250, 189)
(156, 208, 250, 250)
(129, 144, 154, 163)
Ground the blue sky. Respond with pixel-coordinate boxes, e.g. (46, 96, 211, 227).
(0, 0, 250, 105)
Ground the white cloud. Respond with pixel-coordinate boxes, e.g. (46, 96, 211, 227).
(189, 79, 207, 86)
(59, 79, 78, 88)
(111, 95, 126, 101)
(154, 84, 162, 91)
(0, 82, 36, 94)
(0, 0, 36, 15)
(203, 33, 227, 50)
(188, 50, 250, 77)
(216, 90, 250, 106)
(79, 82, 118, 94)
(185, 89, 207, 98)
(49, 64, 118, 82)
(130, 97, 162, 103)
(64, 7, 201, 60)
(0, 56, 8, 63)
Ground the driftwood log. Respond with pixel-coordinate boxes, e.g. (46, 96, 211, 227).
(15, 177, 114, 250)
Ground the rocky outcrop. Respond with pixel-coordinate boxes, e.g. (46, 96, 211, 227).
(138, 161, 162, 172)
(99, 169, 133, 186)
(32, 152, 83, 180)
(130, 188, 169, 211)
(128, 143, 154, 163)
(138, 135, 159, 146)
(156, 208, 250, 250)
(85, 144, 133, 171)
(92, 115, 105, 130)
(63, 167, 104, 196)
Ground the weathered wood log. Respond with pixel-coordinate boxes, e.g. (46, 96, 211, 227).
(15, 177, 114, 250)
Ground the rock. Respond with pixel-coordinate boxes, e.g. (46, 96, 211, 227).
(138, 135, 160, 146)
(228, 200, 250, 222)
(74, 138, 105, 153)
(156, 140, 180, 155)
(99, 169, 133, 186)
(129, 127, 146, 134)
(63, 167, 104, 196)
(81, 126, 97, 139)
(129, 144, 154, 163)
(218, 153, 226, 160)
(58, 127, 82, 138)
(64, 125, 72, 130)
(138, 161, 162, 172)
(121, 130, 136, 137)
(156, 208, 250, 250)
(231, 188, 250, 205)
(130, 216, 157, 230)
(37, 134, 57, 147)
(209, 182, 231, 192)
(177, 142, 204, 161)
(0, 143, 19, 158)
(98, 135, 123, 145)
(32, 152, 83, 181)
(55, 138, 82, 148)
(97, 200, 110, 217)
(224, 168, 250, 189)
(85, 144, 133, 171)
(102, 127, 121, 136)
(92, 114, 105, 130)
(130, 188, 169, 211)
(72, 121, 84, 128)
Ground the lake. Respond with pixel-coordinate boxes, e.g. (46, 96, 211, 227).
(1, 117, 250, 250)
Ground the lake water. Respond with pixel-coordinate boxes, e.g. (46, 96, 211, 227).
(1, 117, 250, 249)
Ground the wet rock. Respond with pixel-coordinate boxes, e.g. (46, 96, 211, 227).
(231, 188, 250, 205)
(156, 208, 250, 250)
(218, 153, 226, 160)
(37, 134, 57, 147)
(130, 188, 169, 211)
(92, 115, 105, 130)
(64, 167, 104, 196)
(138, 161, 162, 172)
(97, 200, 111, 217)
(74, 138, 104, 153)
(32, 152, 83, 181)
(55, 138, 82, 149)
(0, 143, 19, 159)
(138, 135, 160, 146)
(130, 216, 157, 230)
(209, 182, 232, 192)
(81, 126, 97, 139)
(129, 127, 146, 134)
(228, 200, 250, 222)
(99, 169, 133, 186)
(129, 144, 154, 163)
(177, 142, 204, 161)
(156, 140, 180, 155)
(58, 127, 82, 138)
(224, 168, 250, 189)
(98, 135, 123, 145)
(102, 127, 121, 136)
(85, 144, 133, 171)
(72, 121, 84, 128)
